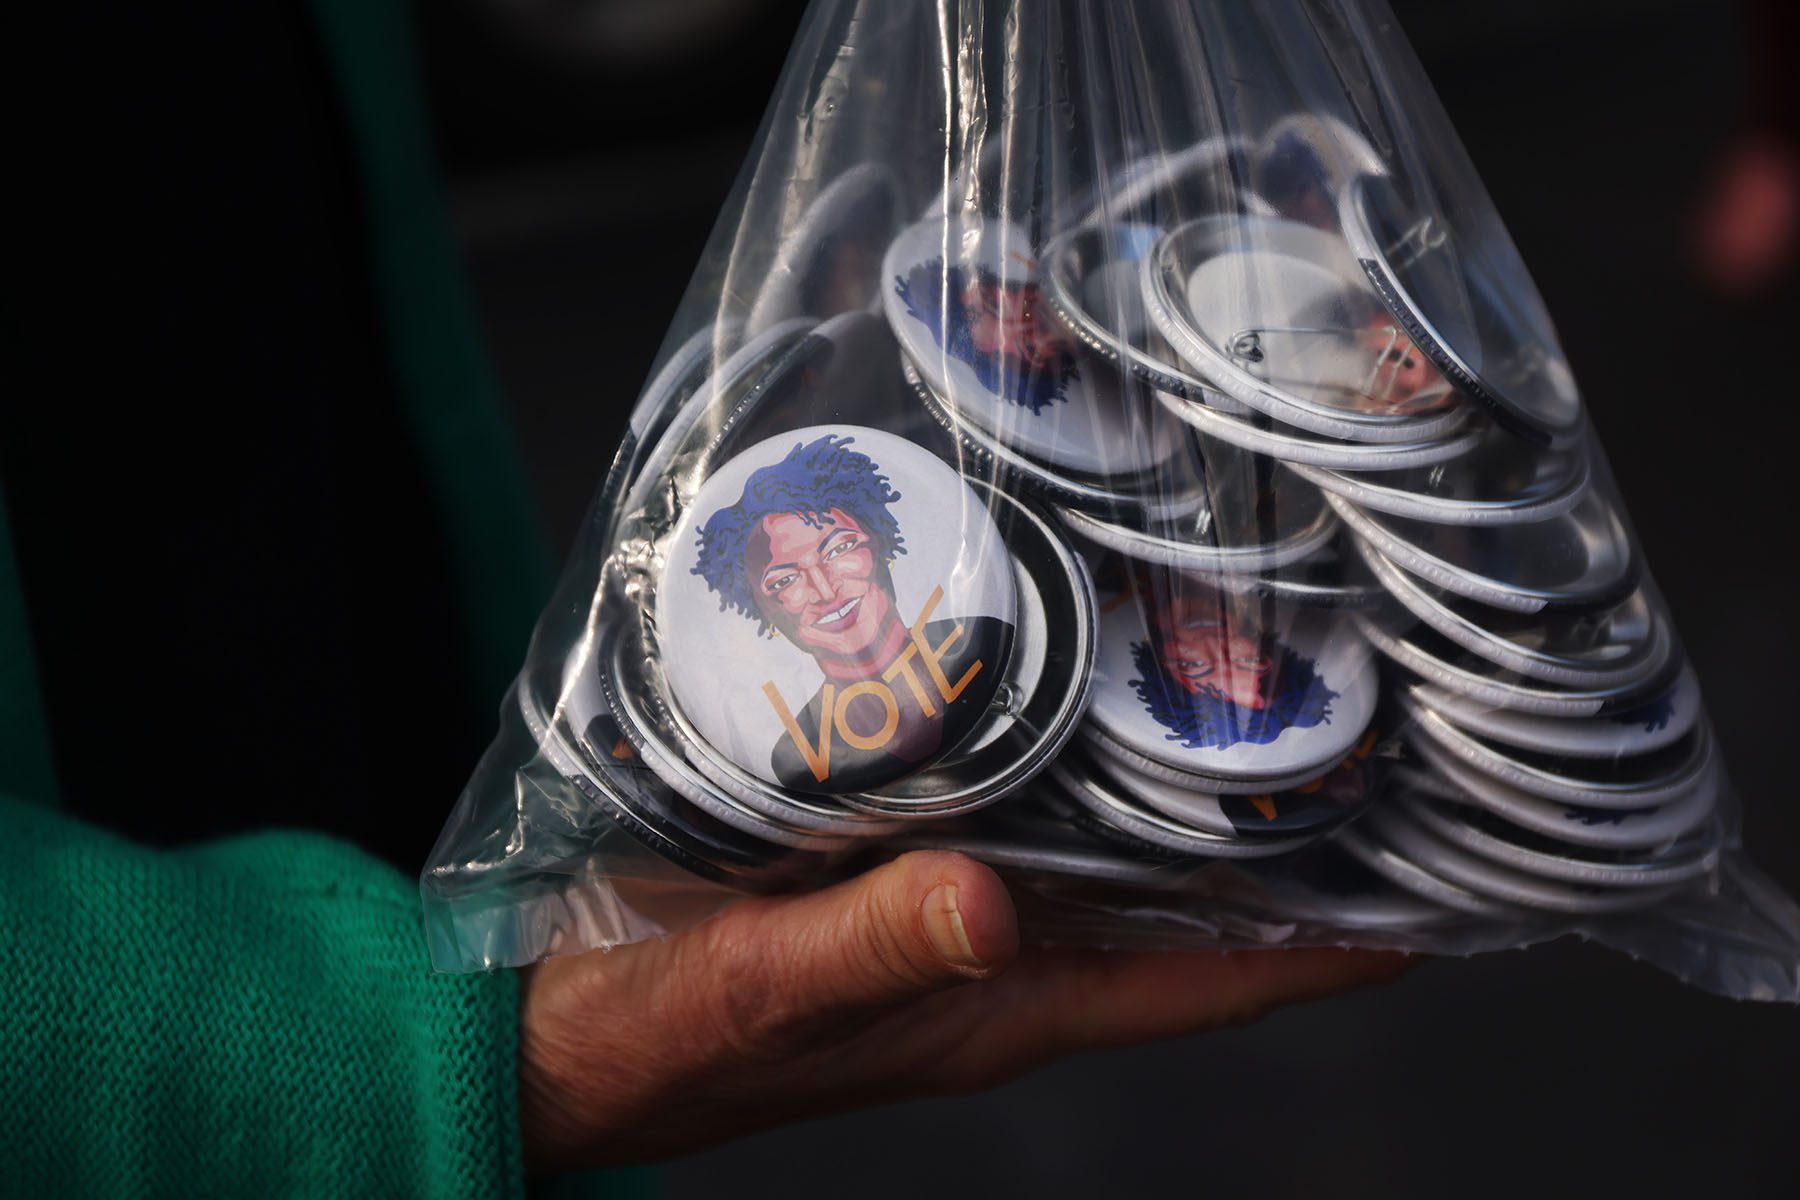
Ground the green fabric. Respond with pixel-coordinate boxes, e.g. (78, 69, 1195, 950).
(0, 1, 630, 1193)
(0, 795, 525, 1198)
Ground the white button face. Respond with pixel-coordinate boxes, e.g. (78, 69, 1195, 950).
(1085, 573, 1377, 781)
(658, 426, 1016, 795)
(882, 216, 1180, 478)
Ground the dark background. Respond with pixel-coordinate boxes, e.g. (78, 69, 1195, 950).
(420, 1, 1800, 1196)
(8, 1, 1795, 1196)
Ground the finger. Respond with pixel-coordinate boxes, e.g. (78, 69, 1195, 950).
(927, 946, 1413, 1073)
(1041, 946, 1413, 1051)
(671, 850, 1020, 1062)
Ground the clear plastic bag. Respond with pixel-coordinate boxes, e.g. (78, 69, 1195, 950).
(422, 0, 1800, 1001)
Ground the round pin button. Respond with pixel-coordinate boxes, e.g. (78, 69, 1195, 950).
(1402, 696, 1715, 809)
(1356, 540, 1666, 689)
(883, 216, 1182, 479)
(1155, 386, 1485, 472)
(1361, 804, 1682, 915)
(1405, 665, 1703, 760)
(747, 163, 904, 336)
(601, 626, 887, 849)
(900, 354, 1207, 522)
(657, 425, 1017, 794)
(1340, 173, 1585, 446)
(1097, 724, 1383, 838)
(1049, 756, 1322, 859)
(1326, 486, 1637, 615)
(1331, 821, 1529, 919)
(1084, 572, 1378, 784)
(837, 477, 1098, 817)
(1397, 737, 1719, 851)
(1055, 465, 1339, 574)
(1142, 215, 1470, 443)
(1398, 788, 1722, 890)
(1282, 425, 1590, 526)
(1353, 610, 1681, 718)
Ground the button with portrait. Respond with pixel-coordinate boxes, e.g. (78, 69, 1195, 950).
(657, 425, 1017, 796)
(1083, 568, 1378, 785)
(1328, 486, 1638, 615)
(1047, 753, 1323, 860)
(1402, 696, 1715, 810)
(1096, 722, 1384, 838)
(1142, 214, 1471, 443)
(1396, 785, 1722, 892)
(1404, 665, 1702, 761)
(1356, 803, 1684, 915)
(883, 215, 1184, 481)
(1340, 172, 1585, 447)
(1398, 732, 1719, 853)
(1352, 609, 1681, 719)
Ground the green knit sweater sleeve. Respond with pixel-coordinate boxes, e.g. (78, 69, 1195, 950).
(0, 795, 525, 1199)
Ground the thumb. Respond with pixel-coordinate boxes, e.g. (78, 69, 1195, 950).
(675, 850, 1020, 1059)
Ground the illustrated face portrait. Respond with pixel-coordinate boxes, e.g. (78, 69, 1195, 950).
(1157, 593, 1273, 711)
(692, 433, 908, 660)
(896, 260, 1078, 415)
(1126, 585, 1340, 753)
(960, 278, 1073, 369)
(749, 506, 896, 661)
(1356, 316, 1446, 414)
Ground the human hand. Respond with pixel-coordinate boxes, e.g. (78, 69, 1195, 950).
(517, 851, 1411, 1171)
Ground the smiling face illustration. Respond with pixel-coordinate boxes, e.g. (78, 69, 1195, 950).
(895, 259, 1079, 415)
(1128, 584, 1340, 753)
(749, 506, 897, 663)
(681, 431, 1014, 793)
(959, 275, 1074, 370)
(1158, 591, 1275, 711)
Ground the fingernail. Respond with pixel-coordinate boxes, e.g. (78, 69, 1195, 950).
(923, 882, 984, 970)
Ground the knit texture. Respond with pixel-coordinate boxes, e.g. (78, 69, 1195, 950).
(0, 795, 526, 1198)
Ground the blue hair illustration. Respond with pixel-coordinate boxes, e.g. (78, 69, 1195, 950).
(1128, 639, 1337, 751)
(1610, 694, 1674, 733)
(692, 434, 905, 632)
(895, 259, 1076, 415)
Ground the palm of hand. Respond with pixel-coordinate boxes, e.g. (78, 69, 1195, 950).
(519, 851, 1409, 1171)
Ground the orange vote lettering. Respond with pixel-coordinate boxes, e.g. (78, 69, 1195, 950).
(761, 586, 985, 783)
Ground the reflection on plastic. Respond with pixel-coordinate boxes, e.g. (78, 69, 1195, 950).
(421, 0, 1800, 1003)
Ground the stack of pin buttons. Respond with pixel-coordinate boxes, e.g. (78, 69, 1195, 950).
(881, 131, 1392, 867)
(543, 253, 1107, 882)
(1029, 124, 1723, 913)
(528, 121, 1724, 909)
